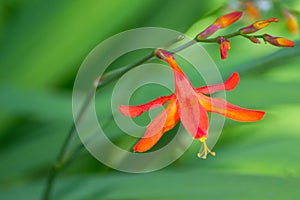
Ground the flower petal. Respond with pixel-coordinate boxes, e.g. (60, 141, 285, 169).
(196, 72, 240, 94)
(122, 71, 240, 117)
(171, 64, 205, 138)
(156, 50, 210, 139)
(119, 95, 172, 117)
(199, 95, 265, 122)
(194, 104, 209, 139)
(164, 54, 209, 138)
(133, 97, 179, 152)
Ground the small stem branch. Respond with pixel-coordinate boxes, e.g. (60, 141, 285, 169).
(97, 52, 155, 88)
(223, 31, 241, 39)
(171, 40, 197, 53)
(196, 31, 241, 43)
(96, 30, 248, 89)
(96, 35, 186, 88)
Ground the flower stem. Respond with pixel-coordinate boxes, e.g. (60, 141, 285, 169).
(41, 35, 183, 200)
(196, 31, 241, 43)
(42, 88, 95, 200)
(41, 29, 247, 199)
(42, 125, 76, 200)
(96, 52, 155, 88)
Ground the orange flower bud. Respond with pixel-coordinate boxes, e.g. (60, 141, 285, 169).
(214, 11, 243, 28)
(196, 24, 221, 39)
(253, 18, 278, 29)
(197, 11, 242, 39)
(239, 18, 278, 34)
(218, 37, 231, 60)
(263, 34, 294, 47)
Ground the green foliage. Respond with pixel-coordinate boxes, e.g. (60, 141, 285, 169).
(0, 0, 299, 200)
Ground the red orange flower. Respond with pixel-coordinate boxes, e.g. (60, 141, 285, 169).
(197, 11, 242, 39)
(218, 37, 231, 60)
(263, 34, 295, 47)
(119, 49, 265, 158)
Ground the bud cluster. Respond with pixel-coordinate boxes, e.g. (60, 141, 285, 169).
(194, 11, 294, 60)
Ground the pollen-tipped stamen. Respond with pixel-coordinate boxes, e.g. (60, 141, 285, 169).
(197, 137, 216, 159)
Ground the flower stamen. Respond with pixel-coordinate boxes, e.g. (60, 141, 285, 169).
(197, 137, 216, 159)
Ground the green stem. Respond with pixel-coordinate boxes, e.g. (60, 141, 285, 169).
(171, 40, 197, 52)
(98, 30, 246, 88)
(62, 116, 114, 170)
(41, 36, 182, 200)
(223, 31, 241, 39)
(41, 28, 247, 200)
(196, 31, 241, 43)
(42, 88, 95, 200)
(96, 34, 186, 88)
(42, 125, 76, 200)
(97, 52, 155, 88)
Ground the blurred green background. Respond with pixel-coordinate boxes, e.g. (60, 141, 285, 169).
(1, 0, 300, 199)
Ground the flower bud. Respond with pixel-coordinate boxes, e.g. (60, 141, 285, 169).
(263, 34, 294, 47)
(197, 11, 242, 39)
(214, 11, 243, 28)
(218, 37, 231, 60)
(239, 18, 278, 34)
(249, 36, 261, 44)
(196, 24, 222, 39)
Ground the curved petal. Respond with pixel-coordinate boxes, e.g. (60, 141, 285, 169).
(133, 97, 179, 152)
(199, 95, 265, 122)
(194, 104, 209, 139)
(195, 72, 240, 94)
(165, 56, 209, 139)
(173, 68, 206, 138)
(119, 95, 172, 117)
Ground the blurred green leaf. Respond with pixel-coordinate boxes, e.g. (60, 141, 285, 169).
(237, 40, 300, 75)
(0, 85, 71, 120)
